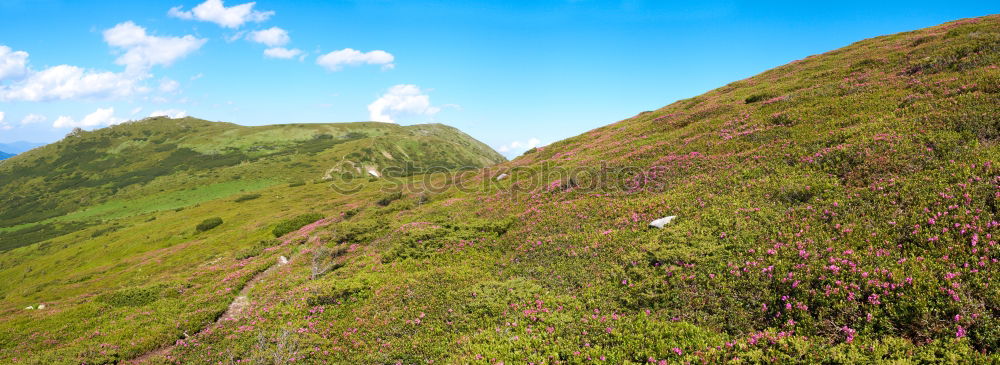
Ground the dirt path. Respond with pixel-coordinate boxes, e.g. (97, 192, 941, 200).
(128, 219, 331, 364)
(128, 254, 291, 364)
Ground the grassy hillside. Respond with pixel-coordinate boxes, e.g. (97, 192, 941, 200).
(2, 15, 1000, 364)
(0, 118, 504, 250)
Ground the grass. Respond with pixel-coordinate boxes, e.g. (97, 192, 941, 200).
(272, 213, 325, 237)
(1, 14, 1000, 364)
(195, 217, 223, 232)
(0, 179, 274, 234)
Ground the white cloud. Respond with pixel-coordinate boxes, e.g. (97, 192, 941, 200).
(248, 27, 289, 47)
(0, 64, 144, 102)
(367, 84, 440, 124)
(317, 48, 394, 71)
(263, 47, 302, 59)
(104, 21, 207, 74)
(53, 107, 126, 129)
(82, 108, 125, 126)
(0, 112, 9, 130)
(159, 77, 180, 93)
(0, 46, 29, 81)
(52, 116, 73, 128)
(20, 113, 45, 125)
(168, 0, 274, 28)
(149, 109, 187, 118)
(190, 73, 204, 81)
(167, 5, 194, 19)
(223, 31, 247, 43)
(496, 138, 542, 156)
(130, 107, 143, 116)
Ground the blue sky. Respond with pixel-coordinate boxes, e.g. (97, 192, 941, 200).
(0, 0, 996, 157)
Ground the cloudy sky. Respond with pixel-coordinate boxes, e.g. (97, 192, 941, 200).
(0, 0, 996, 157)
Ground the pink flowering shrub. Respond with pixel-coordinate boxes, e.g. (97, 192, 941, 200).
(7, 15, 1000, 365)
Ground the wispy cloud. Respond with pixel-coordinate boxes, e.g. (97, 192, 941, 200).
(496, 138, 543, 157)
(247, 27, 289, 47)
(317, 48, 394, 71)
(149, 109, 187, 118)
(168, 0, 273, 28)
(52, 107, 126, 129)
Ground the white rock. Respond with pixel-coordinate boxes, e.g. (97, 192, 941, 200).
(495, 173, 509, 181)
(24, 306, 33, 310)
(649, 216, 677, 229)
(37, 304, 46, 309)
(279, 256, 289, 265)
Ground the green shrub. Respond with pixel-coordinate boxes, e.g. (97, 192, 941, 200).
(376, 193, 399, 207)
(342, 207, 360, 220)
(376, 191, 404, 206)
(272, 213, 324, 237)
(196, 217, 223, 232)
(744, 93, 773, 103)
(234, 239, 280, 260)
(306, 280, 368, 306)
(769, 112, 796, 126)
(97, 286, 160, 307)
(444, 217, 516, 236)
(0, 221, 93, 252)
(90, 224, 123, 238)
(330, 218, 387, 244)
(233, 193, 261, 202)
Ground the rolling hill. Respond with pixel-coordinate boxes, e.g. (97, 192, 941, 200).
(0, 118, 504, 251)
(2, 15, 1000, 364)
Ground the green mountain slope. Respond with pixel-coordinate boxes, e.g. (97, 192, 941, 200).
(2, 15, 1000, 364)
(0, 118, 504, 250)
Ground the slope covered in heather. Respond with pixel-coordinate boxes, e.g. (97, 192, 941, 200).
(3, 15, 1000, 364)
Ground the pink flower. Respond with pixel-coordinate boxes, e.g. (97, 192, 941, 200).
(841, 326, 856, 343)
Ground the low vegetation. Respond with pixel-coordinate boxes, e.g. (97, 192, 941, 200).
(1, 15, 999, 364)
(195, 217, 223, 232)
(272, 213, 325, 238)
(233, 193, 261, 203)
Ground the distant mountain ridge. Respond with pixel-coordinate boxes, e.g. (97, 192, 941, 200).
(0, 141, 45, 155)
(0, 117, 505, 229)
(0, 151, 13, 160)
